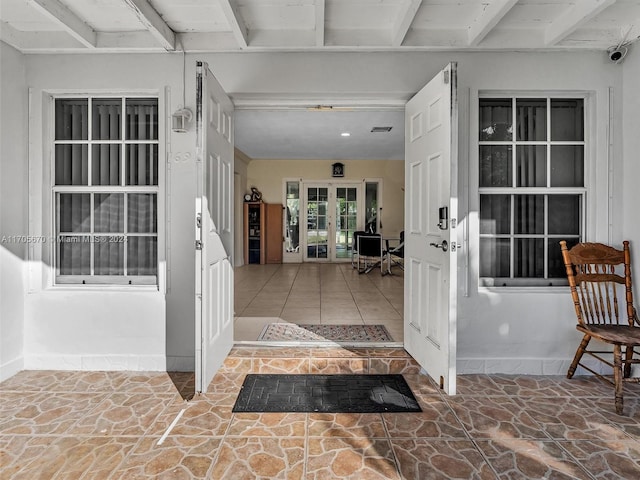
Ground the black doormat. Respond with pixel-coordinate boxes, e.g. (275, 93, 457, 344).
(232, 374, 422, 413)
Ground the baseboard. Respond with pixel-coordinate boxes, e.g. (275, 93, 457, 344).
(456, 356, 622, 376)
(457, 358, 574, 375)
(24, 354, 166, 371)
(1, 356, 24, 382)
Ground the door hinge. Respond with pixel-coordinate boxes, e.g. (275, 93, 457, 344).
(195, 240, 203, 250)
(443, 70, 450, 84)
(196, 213, 202, 229)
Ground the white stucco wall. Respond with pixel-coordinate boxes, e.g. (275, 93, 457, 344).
(622, 48, 640, 279)
(21, 53, 193, 371)
(455, 53, 623, 374)
(2, 47, 635, 376)
(0, 43, 28, 381)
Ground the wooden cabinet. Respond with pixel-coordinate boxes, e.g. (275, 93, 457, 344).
(265, 203, 283, 264)
(244, 202, 283, 264)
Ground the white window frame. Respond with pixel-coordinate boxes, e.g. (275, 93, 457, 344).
(478, 92, 589, 287)
(50, 93, 163, 287)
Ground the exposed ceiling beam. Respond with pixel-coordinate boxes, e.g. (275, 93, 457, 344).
(315, 0, 325, 47)
(27, 0, 96, 48)
(123, 0, 175, 51)
(391, 0, 421, 46)
(545, 0, 617, 46)
(219, 0, 248, 49)
(0, 21, 88, 51)
(467, 0, 518, 46)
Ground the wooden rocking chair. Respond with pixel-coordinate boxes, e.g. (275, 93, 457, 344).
(560, 240, 640, 415)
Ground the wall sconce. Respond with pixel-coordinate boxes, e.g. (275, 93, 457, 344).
(172, 108, 193, 133)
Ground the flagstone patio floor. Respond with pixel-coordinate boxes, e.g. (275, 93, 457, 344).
(2, 346, 640, 479)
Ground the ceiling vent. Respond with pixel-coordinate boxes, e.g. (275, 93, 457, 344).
(370, 126, 393, 133)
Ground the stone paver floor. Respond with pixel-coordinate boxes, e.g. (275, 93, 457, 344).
(2, 347, 640, 479)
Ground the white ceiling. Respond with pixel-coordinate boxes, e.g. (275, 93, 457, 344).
(2, 0, 638, 160)
(2, 0, 639, 53)
(235, 109, 405, 160)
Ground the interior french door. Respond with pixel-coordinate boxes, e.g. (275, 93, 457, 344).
(303, 183, 359, 262)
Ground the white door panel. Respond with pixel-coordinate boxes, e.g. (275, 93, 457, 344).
(404, 63, 458, 395)
(195, 62, 234, 394)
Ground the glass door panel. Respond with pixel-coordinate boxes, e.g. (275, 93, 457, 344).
(306, 186, 329, 259)
(285, 181, 300, 255)
(335, 187, 357, 259)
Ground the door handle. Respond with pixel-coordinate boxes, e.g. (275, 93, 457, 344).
(429, 240, 448, 252)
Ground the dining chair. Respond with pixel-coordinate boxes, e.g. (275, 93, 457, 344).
(560, 240, 640, 415)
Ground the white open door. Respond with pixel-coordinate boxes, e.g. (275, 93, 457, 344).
(404, 63, 458, 394)
(195, 61, 235, 393)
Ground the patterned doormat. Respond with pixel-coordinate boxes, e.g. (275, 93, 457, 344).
(257, 323, 394, 342)
(232, 374, 421, 413)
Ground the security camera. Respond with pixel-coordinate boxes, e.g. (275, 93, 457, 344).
(607, 46, 628, 64)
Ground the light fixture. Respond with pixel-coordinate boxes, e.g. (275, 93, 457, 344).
(172, 108, 193, 133)
(341, 132, 351, 137)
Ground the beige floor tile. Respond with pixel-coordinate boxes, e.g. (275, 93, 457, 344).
(280, 307, 321, 323)
(320, 306, 363, 322)
(235, 316, 285, 341)
(240, 305, 284, 317)
(284, 295, 321, 307)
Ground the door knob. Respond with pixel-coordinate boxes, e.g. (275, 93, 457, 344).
(429, 240, 448, 252)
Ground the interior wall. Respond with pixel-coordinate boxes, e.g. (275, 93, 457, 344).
(247, 159, 405, 238)
(0, 43, 28, 381)
(622, 48, 640, 279)
(234, 149, 251, 267)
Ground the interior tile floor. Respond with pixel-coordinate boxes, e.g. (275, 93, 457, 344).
(234, 262, 405, 343)
(2, 346, 640, 479)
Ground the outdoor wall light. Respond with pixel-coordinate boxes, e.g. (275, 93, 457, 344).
(172, 108, 193, 133)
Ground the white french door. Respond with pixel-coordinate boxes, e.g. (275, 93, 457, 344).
(303, 183, 359, 262)
(404, 63, 458, 394)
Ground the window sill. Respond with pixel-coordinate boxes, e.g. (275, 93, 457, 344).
(45, 284, 160, 293)
(478, 285, 571, 295)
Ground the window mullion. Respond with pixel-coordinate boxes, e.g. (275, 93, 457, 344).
(510, 193, 515, 279)
(90, 193, 95, 277)
(544, 194, 549, 279)
(87, 97, 92, 189)
(122, 98, 127, 278)
(124, 193, 128, 277)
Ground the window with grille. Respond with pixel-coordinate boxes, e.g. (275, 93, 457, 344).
(53, 97, 159, 285)
(479, 96, 585, 286)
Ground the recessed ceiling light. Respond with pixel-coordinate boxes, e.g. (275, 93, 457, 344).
(341, 132, 351, 137)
